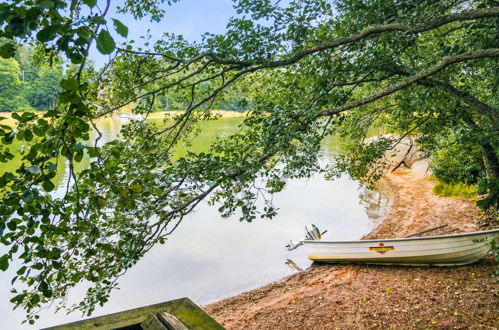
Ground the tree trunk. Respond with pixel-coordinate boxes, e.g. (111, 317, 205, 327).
(481, 142, 499, 181)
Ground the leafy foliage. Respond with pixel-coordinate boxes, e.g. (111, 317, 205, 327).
(0, 57, 27, 111)
(0, 45, 63, 111)
(433, 182, 478, 199)
(431, 140, 484, 185)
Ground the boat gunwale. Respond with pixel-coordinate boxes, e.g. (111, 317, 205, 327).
(301, 228, 499, 244)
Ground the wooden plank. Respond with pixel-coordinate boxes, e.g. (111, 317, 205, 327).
(157, 298, 225, 330)
(157, 312, 188, 330)
(44, 297, 224, 330)
(141, 314, 168, 330)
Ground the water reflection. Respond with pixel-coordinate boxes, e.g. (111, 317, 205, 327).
(358, 180, 392, 230)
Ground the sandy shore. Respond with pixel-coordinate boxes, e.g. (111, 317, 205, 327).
(205, 171, 498, 329)
(135, 110, 247, 119)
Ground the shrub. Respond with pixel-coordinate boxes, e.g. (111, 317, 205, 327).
(433, 182, 477, 199)
(431, 141, 484, 185)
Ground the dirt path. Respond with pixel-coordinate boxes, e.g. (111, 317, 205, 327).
(205, 171, 498, 329)
(367, 171, 479, 239)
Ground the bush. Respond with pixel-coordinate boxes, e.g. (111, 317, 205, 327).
(433, 182, 477, 199)
(431, 141, 484, 185)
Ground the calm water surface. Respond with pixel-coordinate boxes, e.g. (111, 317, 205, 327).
(0, 116, 389, 329)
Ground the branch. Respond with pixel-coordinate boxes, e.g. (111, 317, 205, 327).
(116, 47, 182, 62)
(96, 61, 213, 118)
(76, 0, 112, 81)
(416, 77, 499, 127)
(102, 8, 499, 119)
(318, 48, 499, 116)
(204, 7, 499, 67)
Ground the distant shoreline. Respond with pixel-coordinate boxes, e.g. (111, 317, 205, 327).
(0, 110, 247, 127)
(117, 110, 248, 119)
(0, 112, 17, 126)
(1, 109, 247, 119)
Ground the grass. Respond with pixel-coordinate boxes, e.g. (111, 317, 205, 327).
(433, 181, 477, 199)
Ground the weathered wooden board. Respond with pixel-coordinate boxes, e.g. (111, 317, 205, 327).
(44, 297, 224, 330)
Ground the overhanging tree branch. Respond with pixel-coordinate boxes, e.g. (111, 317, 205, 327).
(196, 7, 499, 67)
(318, 49, 499, 116)
(416, 77, 499, 127)
(102, 7, 499, 120)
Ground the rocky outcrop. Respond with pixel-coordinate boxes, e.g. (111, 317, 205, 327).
(368, 134, 430, 175)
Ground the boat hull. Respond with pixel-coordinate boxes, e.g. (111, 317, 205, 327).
(302, 229, 499, 266)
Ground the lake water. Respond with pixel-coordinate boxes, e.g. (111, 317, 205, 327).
(0, 115, 389, 329)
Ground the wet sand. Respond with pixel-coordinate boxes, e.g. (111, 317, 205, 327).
(205, 171, 498, 329)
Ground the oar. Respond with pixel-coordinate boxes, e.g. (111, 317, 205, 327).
(435, 228, 459, 236)
(405, 224, 448, 238)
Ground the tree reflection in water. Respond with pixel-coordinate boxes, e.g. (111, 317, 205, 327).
(358, 179, 392, 233)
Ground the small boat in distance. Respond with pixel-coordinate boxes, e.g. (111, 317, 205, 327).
(288, 226, 499, 266)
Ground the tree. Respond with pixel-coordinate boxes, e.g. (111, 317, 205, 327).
(0, 57, 26, 111)
(15, 45, 65, 111)
(0, 0, 498, 323)
(24, 64, 63, 110)
(0, 45, 63, 111)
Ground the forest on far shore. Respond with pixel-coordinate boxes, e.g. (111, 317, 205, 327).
(0, 46, 63, 112)
(0, 46, 249, 113)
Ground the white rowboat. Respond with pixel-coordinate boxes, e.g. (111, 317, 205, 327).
(301, 228, 499, 266)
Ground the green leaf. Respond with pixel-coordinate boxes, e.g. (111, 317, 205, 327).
(46, 162, 57, 173)
(97, 196, 107, 208)
(20, 111, 36, 122)
(22, 190, 36, 203)
(0, 41, 16, 59)
(34, 1, 55, 9)
(112, 19, 128, 38)
(33, 126, 46, 137)
(3, 131, 15, 143)
(74, 151, 83, 162)
(99, 243, 114, 253)
(0, 255, 9, 271)
(36, 25, 60, 42)
(24, 129, 34, 141)
(60, 78, 79, 91)
(10, 293, 26, 304)
(96, 30, 115, 55)
(40, 281, 53, 298)
(126, 199, 135, 209)
(82, 0, 97, 7)
(26, 166, 41, 174)
(92, 16, 107, 25)
(42, 180, 55, 192)
(129, 184, 142, 193)
(16, 266, 26, 276)
(7, 221, 16, 231)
